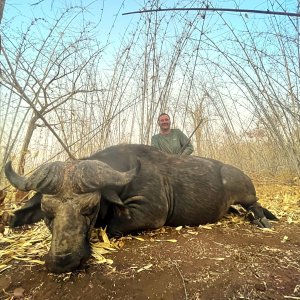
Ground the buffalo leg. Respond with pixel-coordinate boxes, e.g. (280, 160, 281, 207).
(106, 195, 167, 237)
(246, 203, 276, 228)
(262, 207, 278, 221)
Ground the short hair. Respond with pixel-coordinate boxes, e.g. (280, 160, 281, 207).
(158, 113, 170, 121)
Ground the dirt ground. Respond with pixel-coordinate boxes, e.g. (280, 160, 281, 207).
(1, 217, 300, 300)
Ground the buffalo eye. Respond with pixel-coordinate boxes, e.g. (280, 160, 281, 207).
(44, 217, 53, 229)
(43, 208, 55, 221)
(42, 207, 55, 229)
(41, 196, 59, 220)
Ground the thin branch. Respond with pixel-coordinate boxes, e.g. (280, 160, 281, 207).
(1, 47, 76, 160)
(173, 261, 188, 300)
(123, 7, 300, 18)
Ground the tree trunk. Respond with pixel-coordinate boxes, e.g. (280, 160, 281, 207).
(0, 0, 5, 24)
(18, 114, 38, 175)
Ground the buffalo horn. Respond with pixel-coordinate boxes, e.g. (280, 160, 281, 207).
(5, 161, 64, 194)
(73, 159, 141, 193)
(5, 161, 27, 191)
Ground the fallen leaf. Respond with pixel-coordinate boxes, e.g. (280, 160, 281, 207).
(137, 263, 153, 272)
(100, 228, 110, 244)
(106, 259, 114, 265)
(0, 265, 12, 274)
(132, 236, 145, 241)
(187, 230, 198, 235)
(92, 251, 107, 264)
(13, 287, 25, 299)
(199, 225, 213, 230)
(258, 228, 274, 232)
(28, 259, 45, 265)
(115, 240, 125, 248)
(155, 239, 177, 243)
(93, 242, 117, 251)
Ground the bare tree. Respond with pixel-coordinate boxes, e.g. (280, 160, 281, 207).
(1, 0, 300, 185)
(1, 6, 104, 174)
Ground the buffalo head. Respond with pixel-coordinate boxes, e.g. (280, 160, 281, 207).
(5, 159, 140, 273)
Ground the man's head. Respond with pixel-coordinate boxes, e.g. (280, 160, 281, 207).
(158, 113, 171, 134)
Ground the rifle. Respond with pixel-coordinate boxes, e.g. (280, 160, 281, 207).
(179, 118, 204, 155)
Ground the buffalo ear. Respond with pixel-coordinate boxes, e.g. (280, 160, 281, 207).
(101, 188, 124, 207)
(10, 193, 44, 227)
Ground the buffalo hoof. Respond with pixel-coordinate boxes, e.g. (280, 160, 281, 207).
(262, 207, 279, 221)
(247, 211, 273, 228)
(251, 216, 272, 228)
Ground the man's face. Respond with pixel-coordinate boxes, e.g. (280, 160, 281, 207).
(158, 114, 171, 131)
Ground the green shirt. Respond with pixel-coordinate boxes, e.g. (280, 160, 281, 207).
(151, 129, 194, 155)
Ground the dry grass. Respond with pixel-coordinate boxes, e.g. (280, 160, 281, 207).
(255, 182, 300, 223)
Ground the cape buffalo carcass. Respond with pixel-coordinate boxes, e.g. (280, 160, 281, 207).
(4, 144, 277, 274)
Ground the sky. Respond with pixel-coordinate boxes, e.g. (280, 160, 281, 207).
(3, 0, 298, 37)
(1, 1, 297, 62)
(3, 1, 135, 35)
(2, 1, 298, 105)
(3, 0, 297, 59)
